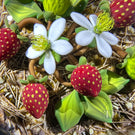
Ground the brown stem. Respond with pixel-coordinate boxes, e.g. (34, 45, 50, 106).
(17, 18, 42, 30)
(28, 58, 39, 78)
(47, 21, 52, 30)
(67, 55, 78, 65)
(62, 82, 72, 87)
(112, 45, 128, 59)
(66, 22, 78, 39)
(54, 70, 64, 83)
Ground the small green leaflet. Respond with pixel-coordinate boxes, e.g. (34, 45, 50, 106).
(5, 0, 43, 23)
(82, 91, 113, 123)
(55, 90, 84, 131)
(100, 69, 129, 94)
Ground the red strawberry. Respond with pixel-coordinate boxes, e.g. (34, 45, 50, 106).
(70, 65, 102, 97)
(22, 83, 49, 119)
(110, 0, 135, 27)
(0, 28, 20, 61)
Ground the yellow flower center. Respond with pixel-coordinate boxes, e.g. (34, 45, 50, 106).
(31, 35, 51, 51)
(94, 12, 114, 34)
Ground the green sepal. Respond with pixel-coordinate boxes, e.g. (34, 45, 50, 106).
(87, 38, 97, 48)
(99, 0, 110, 13)
(39, 75, 48, 83)
(20, 80, 29, 85)
(126, 58, 135, 80)
(59, 37, 69, 41)
(4, 0, 43, 23)
(82, 91, 113, 123)
(55, 90, 84, 131)
(4, 18, 10, 28)
(17, 35, 29, 42)
(100, 69, 130, 94)
(39, 53, 45, 65)
(43, 11, 55, 22)
(75, 27, 87, 34)
(68, 74, 71, 79)
(52, 51, 61, 63)
(65, 64, 77, 72)
(27, 75, 37, 83)
(10, 24, 19, 34)
(79, 56, 87, 65)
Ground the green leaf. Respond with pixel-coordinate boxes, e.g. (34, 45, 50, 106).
(100, 69, 129, 94)
(52, 51, 61, 63)
(39, 53, 45, 65)
(126, 45, 135, 58)
(75, 27, 87, 33)
(5, 0, 43, 23)
(126, 58, 135, 80)
(82, 91, 113, 123)
(55, 90, 84, 131)
(17, 0, 33, 4)
(65, 64, 77, 71)
(79, 56, 87, 65)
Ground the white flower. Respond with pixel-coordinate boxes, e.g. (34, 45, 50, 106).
(26, 18, 73, 74)
(70, 12, 119, 58)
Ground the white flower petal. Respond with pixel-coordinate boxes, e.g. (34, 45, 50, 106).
(34, 23, 47, 38)
(44, 51, 56, 74)
(75, 30, 95, 46)
(101, 32, 119, 45)
(89, 14, 97, 27)
(51, 40, 73, 55)
(70, 12, 92, 29)
(25, 45, 45, 59)
(96, 35, 112, 58)
(48, 18, 66, 42)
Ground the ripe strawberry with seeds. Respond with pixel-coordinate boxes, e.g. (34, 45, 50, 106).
(22, 83, 49, 119)
(0, 28, 21, 61)
(110, 0, 135, 27)
(70, 65, 102, 97)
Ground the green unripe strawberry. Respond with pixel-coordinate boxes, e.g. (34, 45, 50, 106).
(43, 0, 71, 16)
